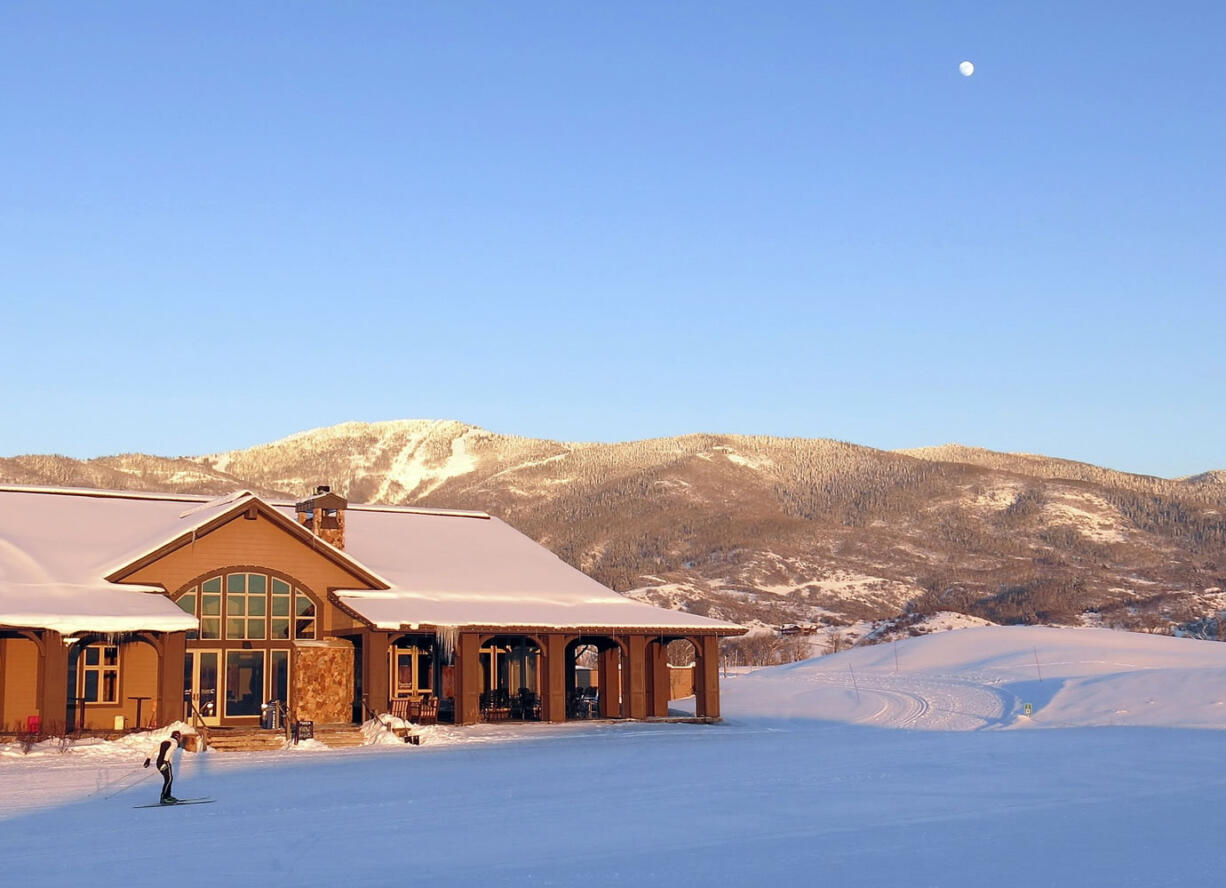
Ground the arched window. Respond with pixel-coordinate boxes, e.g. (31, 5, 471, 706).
(175, 572, 317, 641)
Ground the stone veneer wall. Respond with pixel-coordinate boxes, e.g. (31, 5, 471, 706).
(292, 640, 354, 723)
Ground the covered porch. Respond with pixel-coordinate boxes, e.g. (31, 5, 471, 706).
(0, 626, 188, 737)
(350, 626, 727, 726)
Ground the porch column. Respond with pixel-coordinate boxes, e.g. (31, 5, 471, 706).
(36, 630, 69, 735)
(646, 639, 670, 718)
(156, 631, 187, 728)
(693, 635, 721, 719)
(621, 635, 648, 720)
(362, 629, 391, 715)
(598, 647, 620, 718)
(541, 634, 568, 723)
(453, 632, 482, 725)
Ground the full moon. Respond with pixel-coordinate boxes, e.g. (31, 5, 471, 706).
(959, 60, 975, 77)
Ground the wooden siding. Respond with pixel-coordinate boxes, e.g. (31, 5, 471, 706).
(1, 637, 39, 731)
(122, 510, 375, 634)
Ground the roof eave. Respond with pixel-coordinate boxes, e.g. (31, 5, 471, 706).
(368, 621, 746, 637)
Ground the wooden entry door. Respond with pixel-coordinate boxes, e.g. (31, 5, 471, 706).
(184, 650, 222, 727)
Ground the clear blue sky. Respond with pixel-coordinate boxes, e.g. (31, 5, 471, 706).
(3, 2, 1222, 477)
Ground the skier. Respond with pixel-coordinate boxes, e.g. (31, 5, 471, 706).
(143, 730, 182, 804)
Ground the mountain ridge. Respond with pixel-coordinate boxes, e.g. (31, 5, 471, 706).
(3, 419, 1224, 638)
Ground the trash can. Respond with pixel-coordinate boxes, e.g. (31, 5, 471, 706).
(260, 702, 281, 730)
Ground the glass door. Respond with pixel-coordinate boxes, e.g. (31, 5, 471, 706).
(184, 650, 222, 726)
(224, 650, 265, 719)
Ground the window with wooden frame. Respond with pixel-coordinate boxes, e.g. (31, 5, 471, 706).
(175, 573, 318, 642)
(226, 573, 267, 640)
(200, 577, 222, 639)
(80, 644, 119, 704)
(270, 578, 293, 639)
(176, 587, 199, 640)
(294, 590, 316, 639)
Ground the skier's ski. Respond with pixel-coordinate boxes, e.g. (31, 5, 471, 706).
(133, 798, 214, 809)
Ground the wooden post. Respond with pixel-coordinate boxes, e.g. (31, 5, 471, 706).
(542, 635, 568, 723)
(453, 632, 482, 725)
(156, 631, 187, 728)
(694, 635, 721, 719)
(622, 635, 648, 720)
(362, 630, 391, 717)
(564, 643, 576, 705)
(646, 639, 670, 718)
(36, 630, 69, 735)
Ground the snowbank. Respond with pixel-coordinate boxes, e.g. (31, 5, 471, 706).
(717, 625, 1226, 730)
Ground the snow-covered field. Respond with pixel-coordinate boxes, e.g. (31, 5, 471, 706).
(3, 626, 1226, 886)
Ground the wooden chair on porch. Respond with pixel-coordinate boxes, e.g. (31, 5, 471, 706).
(416, 695, 438, 725)
(514, 688, 541, 721)
(567, 687, 599, 719)
(480, 689, 511, 722)
(389, 696, 439, 725)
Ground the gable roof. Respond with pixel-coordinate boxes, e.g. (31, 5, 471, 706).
(105, 493, 388, 590)
(0, 485, 744, 636)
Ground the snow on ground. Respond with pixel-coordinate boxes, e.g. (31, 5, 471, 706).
(3, 627, 1226, 886)
(371, 421, 479, 500)
(1042, 492, 1128, 543)
(801, 610, 999, 655)
(707, 625, 1226, 730)
(970, 480, 1024, 509)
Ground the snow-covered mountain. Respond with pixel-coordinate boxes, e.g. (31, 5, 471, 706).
(3, 419, 1224, 635)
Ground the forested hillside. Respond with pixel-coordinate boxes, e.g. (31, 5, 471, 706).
(4, 419, 1224, 635)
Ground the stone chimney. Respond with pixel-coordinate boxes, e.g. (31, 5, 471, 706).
(295, 485, 348, 550)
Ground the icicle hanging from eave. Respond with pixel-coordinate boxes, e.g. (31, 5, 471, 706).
(63, 630, 130, 648)
(435, 625, 458, 663)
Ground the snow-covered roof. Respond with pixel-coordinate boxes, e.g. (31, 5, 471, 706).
(0, 583, 197, 636)
(322, 507, 742, 632)
(0, 487, 227, 634)
(0, 485, 742, 635)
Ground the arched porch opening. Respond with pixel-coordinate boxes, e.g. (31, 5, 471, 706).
(0, 630, 45, 733)
(66, 632, 162, 733)
(564, 636, 625, 719)
(685, 635, 722, 719)
(643, 637, 697, 718)
(389, 633, 439, 702)
(477, 634, 542, 721)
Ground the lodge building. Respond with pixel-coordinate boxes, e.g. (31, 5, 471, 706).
(0, 485, 744, 735)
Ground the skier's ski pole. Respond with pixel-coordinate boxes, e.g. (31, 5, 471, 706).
(90, 765, 141, 798)
(102, 767, 157, 799)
